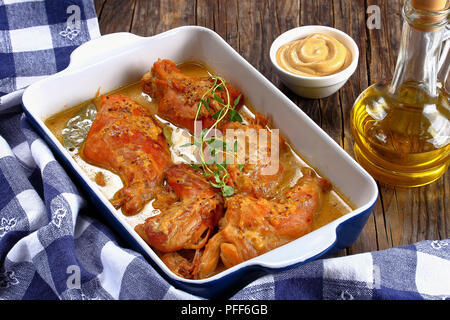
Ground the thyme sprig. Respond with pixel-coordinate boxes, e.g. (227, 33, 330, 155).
(185, 76, 242, 197)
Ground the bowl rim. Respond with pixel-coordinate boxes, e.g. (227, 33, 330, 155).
(269, 25, 360, 84)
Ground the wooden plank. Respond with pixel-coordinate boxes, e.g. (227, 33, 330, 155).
(195, 0, 217, 30)
(364, 0, 398, 252)
(420, 180, 446, 240)
(98, 0, 136, 34)
(289, 0, 341, 160)
(217, 0, 240, 51)
(234, 0, 299, 82)
(155, 0, 196, 31)
(332, 0, 381, 254)
(234, 0, 314, 150)
(366, 0, 398, 82)
(131, 0, 196, 36)
(273, 0, 300, 34)
(93, 0, 106, 17)
(271, 0, 304, 108)
(309, 0, 342, 147)
(195, 0, 240, 53)
(129, 0, 161, 36)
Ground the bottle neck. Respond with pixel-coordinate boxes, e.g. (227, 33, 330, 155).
(389, 1, 449, 97)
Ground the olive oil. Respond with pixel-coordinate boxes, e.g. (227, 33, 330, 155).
(350, 0, 450, 187)
(351, 80, 449, 187)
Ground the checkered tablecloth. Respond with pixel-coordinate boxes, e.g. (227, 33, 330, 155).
(0, 0, 99, 111)
(1, 0, 449, 300)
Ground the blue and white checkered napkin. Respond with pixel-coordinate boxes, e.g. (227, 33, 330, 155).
(1, 0, 450, 300)
(0, 0, 99, 111)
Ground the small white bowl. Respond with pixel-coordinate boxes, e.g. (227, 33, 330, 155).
(270, 25, 359, 99)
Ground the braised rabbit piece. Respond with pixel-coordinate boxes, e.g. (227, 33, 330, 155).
(141, 59, 243, 133)
(197, 169, 331, 279)
(220, 116, 285, 200)
(135, 164, 223, 253)
(83, 94, 171, 216)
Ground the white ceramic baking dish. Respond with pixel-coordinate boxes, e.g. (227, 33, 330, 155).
(22, 26, 378, 298)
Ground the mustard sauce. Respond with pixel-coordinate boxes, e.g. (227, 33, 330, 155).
(276, 33, 351, 77)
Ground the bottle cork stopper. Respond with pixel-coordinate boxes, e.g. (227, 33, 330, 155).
(411, 0, 448, 11)
(409, 0, 448, 31)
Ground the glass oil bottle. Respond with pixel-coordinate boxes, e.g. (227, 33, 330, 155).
(350, 0, 450, 187)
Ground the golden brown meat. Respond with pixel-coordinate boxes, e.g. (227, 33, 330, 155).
(83, 94, 171, 215)
(135, 164, 223, 254)
(141, 59, 243, 133)
(196, 169, 331, 279)
(159, 250, 202, 279)
(218, 117, 285, 199)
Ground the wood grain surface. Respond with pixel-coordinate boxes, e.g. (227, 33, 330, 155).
(93, 0, 449, 256)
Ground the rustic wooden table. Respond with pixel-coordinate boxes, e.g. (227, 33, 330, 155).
(93, 0, 449, 256)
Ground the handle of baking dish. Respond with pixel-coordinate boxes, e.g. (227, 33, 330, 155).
(251, 225, 338, 270)
(64, 32, 145, 71)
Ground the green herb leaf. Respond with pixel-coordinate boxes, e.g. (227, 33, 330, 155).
(233, 94, 242, 107)
(210, 181, 222, 188)
(217, 163, 227, 172)
(213, 172, 222, 184)
(222, 185, 234, 197)
(201, 98, 209, 111)
(193, 75, 242, 198)
(228, 109, 243, 123)
(213, 93, 224, 104)
(193, 137, 203, 148)
(238, 164, 245, 171)
(207, 138, 228, 151)
(180, 142, 195, 148)
(211, 108, 225, 120)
